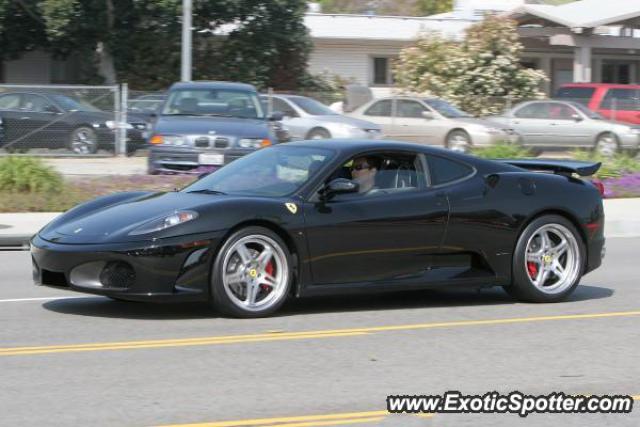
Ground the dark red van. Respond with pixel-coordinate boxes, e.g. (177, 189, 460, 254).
(555, 83, 640, 125)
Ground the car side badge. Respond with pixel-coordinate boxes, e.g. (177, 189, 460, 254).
(285, 203, 298, 214)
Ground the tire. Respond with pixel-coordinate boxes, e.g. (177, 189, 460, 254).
(594, 132, 618, 157)
(505, 215, 585, 303)
(210, 226, 293, 318)
(307, 128, 331, 140)
(446, 130, 471, 153)
(69, 126, 98, 154)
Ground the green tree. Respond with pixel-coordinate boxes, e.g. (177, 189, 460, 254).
(395, 16, 547, 115)
(0, 0, 49, 63)
(414, 0, 453, 16)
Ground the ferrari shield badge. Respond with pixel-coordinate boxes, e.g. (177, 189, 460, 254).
(285, 203, 298, 214)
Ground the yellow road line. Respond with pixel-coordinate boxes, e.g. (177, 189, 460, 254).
(156, 410, 390, 427)
(2, 310, 639, 357)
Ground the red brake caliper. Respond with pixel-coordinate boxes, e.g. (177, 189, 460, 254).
(260, 260, 274, 293)
(527, 262, 538, 279)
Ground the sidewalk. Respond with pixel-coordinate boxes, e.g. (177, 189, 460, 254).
(1, 199, 639, 249)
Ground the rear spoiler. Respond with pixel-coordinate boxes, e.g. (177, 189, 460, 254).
(497, 159, 602, 177)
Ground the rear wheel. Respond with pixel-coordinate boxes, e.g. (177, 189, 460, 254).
(307, 128, 331, 140)
(505, 215, 585, 303)
(210, 226, 292, 318)
(69, 127, 98, 154)
(446, 130, 471, 153)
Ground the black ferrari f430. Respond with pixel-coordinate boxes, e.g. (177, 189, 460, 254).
(31, 140, 605, 317)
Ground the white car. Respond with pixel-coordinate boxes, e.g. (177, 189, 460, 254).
(261, 94, 382, 140)
(348, 96, 518, 152)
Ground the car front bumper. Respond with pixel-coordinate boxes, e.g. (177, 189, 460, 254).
(617, 133, 640, 150)
(30, 232, 224, 302)
(148, 146, 254, 174)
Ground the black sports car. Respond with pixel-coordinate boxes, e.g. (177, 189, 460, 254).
(30, 140, 605, 318)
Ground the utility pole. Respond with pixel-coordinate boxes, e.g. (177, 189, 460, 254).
(181, 0, 193, 81)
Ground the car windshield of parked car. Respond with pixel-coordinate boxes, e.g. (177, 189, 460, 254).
(183, 145, 335, 197)
(571, 102, 603, 120)
(50, 94, 102, 112)
(288, 96, 338, 116)
(423, 99, 471, 118)
(162, 89, 265, 119)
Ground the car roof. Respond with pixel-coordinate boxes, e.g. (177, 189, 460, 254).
(169, 81, 257, 91)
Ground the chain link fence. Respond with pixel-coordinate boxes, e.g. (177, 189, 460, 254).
(0, 84, 150, 157)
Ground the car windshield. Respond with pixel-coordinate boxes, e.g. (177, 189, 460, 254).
(571, 102, 603, 119)
(50, 94, 102, 112)
(289, 96, 338, 115)
(423, 99, 471, 118)
(162, 88, 265, 119)
(183, 145, 335, 197)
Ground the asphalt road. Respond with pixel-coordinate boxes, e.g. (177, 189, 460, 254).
(0, 238, 638, 427)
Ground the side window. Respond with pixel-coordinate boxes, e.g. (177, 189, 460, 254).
(547, 103, 577, 120)
(22, 94, 55, 113)
(427, 155, 474, 186)
(600, 89, 640, 111)
(396, 100, 427, 118)
(328, 152, 426, 198)
(0, 94, 21, 110)
(272, 98, 298, 117)
(514, 103, 551, 119)
(364, 100, 392, 117)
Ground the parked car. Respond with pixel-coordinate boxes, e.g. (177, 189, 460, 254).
(0, 91, 148, 154)
(127, 93, 166, 121)
(148, 81, 284, 174)
(260, 94, 382, 140)
(490, 99, 640, 156)
(347, 96, 517, 152)
(31, 140, 605, 317)
(555, 83, 640, 125)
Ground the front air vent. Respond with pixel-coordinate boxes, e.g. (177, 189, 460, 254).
(214, 137, 229, 148)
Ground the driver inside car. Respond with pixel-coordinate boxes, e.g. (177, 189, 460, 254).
(350, 156, 381, 194)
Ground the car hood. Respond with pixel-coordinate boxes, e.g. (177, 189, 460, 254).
(309, 115, 381, 129)
(40, 192, 254, 244)
(154, 115, 270, 137)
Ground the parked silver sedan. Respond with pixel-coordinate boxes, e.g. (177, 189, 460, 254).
(347, 96, 517, 152)
(261, 94, 382, 140)
(490, 100, 640, 156)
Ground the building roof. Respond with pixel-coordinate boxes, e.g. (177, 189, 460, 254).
(508, 0, 640, 28)
(304, 13, 473, 42)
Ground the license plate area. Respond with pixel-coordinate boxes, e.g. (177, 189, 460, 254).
(198, 153, 224, 165)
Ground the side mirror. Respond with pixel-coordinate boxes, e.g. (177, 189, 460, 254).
(571, 114, 583, 122)
(422, 111, 435, 120)
(268, 111, 284, 121)
(319, 178, 359, 200)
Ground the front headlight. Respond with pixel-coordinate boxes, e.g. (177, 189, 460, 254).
(238, 138, 271, 148)
(149, 135, 187, 146)
(128, 210, 198, 235)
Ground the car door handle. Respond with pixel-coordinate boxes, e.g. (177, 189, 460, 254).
(20, 117, 31, 120)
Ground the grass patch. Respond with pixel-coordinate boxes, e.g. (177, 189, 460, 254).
(471, 142, 533, 159)
(571, 150, 640, 179)
(0, 156, 63, 193)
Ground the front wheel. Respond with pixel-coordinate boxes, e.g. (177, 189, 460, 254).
(69, 127, 98, 154)
(594, 133, 618, 157)
(210, 226, 293, 318)
(505, 215, 585, 303)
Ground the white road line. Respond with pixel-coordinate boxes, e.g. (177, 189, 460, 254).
(0, 296, 95, 303)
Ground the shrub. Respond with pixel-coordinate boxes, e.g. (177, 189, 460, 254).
(471, 142, 533, 159)
(0, 156, 64, 193)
